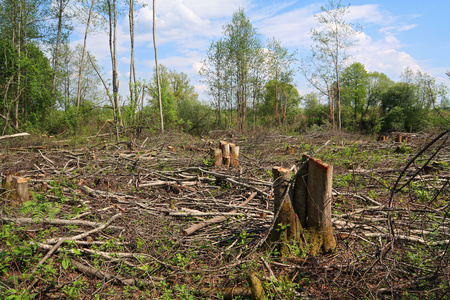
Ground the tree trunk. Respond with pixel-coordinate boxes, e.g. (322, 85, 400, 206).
(77, 0, 95, 109)
(129, 0, 137, 121)
(51, 0, 65, 101)
(153, 0, 164, 133)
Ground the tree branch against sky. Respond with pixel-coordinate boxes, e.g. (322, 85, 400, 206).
(303, 0, 360, 130)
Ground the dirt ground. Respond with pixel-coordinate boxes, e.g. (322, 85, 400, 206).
(0, 129, 449, 299)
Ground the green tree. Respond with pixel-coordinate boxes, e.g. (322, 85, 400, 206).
(260, 80, 301, 129)
(222, 8, 261, 131)
(340, 62, 368, 129)
(303, 0, 360, 130)
(266, 38, 297, 127)
(381, 82, 420, 132)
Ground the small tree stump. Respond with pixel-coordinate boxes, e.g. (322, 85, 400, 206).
(221, 142, 231, 167)
(230, 144, 239, 167)
(210, 148, 223, 167)
(396, 134, 408, 143)
(286, 146, 295, 155)
(2, 175, 30, 206)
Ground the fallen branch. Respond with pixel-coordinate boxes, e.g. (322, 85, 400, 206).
(0, 132, 30, 140)
(71, 259, 163, 285)
(0, 216, 123, 230)
(44, 213, 122, 244)
(182, 192, 257, 236)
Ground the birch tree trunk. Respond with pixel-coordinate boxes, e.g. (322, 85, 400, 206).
(77, 0, 95, 109)
(153, 0, 164, 133)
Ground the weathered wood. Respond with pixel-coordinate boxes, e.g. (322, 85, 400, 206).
(230, 144, 239, 167)
(0, 132, 30, 140)
(292, 154, 308, 228)
(221, 142, 231, 167)
(305, 157, 336, 254)
(269, 167, 302, 256)
(210, 148, 223, 167)
(248, 272, 266, 300)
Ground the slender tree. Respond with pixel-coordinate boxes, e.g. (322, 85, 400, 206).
(153, 0, 163, 132)
(76, 0, 96, 109)
(305, 0, 359, 130)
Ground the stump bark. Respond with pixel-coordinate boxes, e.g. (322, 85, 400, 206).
(269, 156, 336, 256)
(1, 175, 30, 206)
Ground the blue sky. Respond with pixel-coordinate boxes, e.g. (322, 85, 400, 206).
(72, 0, 450, 102)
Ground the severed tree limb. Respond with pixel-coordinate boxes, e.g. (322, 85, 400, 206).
(0, 132, 30, 140)
(182, 192, 257, 236)
(71, 259, 163, 285)
(0, 216, 123, 230)
(44, 213, 122, 244)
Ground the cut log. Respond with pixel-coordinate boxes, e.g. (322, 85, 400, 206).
(0, 132, 30, 140)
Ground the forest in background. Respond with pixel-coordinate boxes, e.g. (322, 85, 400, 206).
(0, 0, 449, 140)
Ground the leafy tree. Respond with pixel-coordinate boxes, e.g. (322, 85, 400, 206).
(266, 38, 297, 127)
(260, 80, 301, 129)
(381, 82, 420, 132)
(303, 92, 329, 127)
(303, 0, 360, 130)
(222, 8, 261, 131)
(340, 62, 368, 129)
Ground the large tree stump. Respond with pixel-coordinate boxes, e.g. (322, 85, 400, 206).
(269, 156, 336, 256)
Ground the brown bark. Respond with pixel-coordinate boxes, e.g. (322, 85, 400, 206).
(268, 167, 302, 256)
(305, 157, 336, 254)
(269, 156, 336, 256)
(1, 175, 29, 205)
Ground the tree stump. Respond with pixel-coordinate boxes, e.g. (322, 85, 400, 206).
(230, 144, 239, 167)
(220, 141, 231, 167)
(268, 167, 302, 256)
(2, 175, 30, 206)
(269, 156, 336, 256)
(210, 141, 240, 168)
(304, 157, 336, 254)
(210, 148, 223, 167)
(396, 134, 408, 143)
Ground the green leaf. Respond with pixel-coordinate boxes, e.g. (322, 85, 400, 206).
(62, 258, 70, 270)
